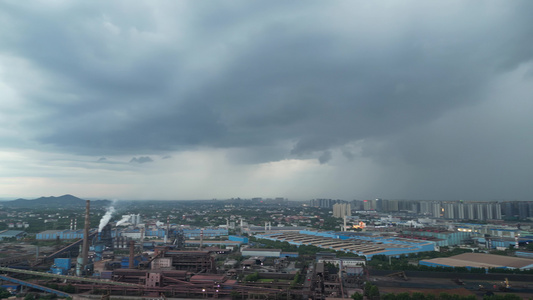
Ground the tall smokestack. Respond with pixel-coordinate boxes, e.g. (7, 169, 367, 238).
(129, 240, 135, 268)
(81, 200, 90, 269)
(343, 216, 347, 232)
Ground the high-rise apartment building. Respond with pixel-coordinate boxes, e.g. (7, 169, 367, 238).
(485, 203, 494, 220)
(443, 203, 455, 219)
(310, 199, 342, 209)
(363, 200, 374, 211)
(333, 203, 352, 218)
(504, 202, 515, 218)
(420, 202, 431, 215)
(456, 202, 465, 219)
(518, 202, 529, 220)
(431, 202, 442, 218)
(493, 203, 502, 219)
(475, 203, 486, 220)
(387, 200, 399, 212)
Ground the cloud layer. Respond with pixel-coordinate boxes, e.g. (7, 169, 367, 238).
(0, 1, 532, 200)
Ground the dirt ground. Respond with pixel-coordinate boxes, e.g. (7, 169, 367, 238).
(374, 275, 533, 299)
(379, 287, 476, 297)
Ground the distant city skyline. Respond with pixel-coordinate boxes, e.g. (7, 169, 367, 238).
(1, 1, 532, 201)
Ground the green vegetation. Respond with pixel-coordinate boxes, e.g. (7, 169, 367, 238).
(244, 272, 260, 282)
(44, 283, 75, 294)
(351, 292, 363, 300)
(381, 292, 477, 300)
(358, 282, 379, 300)
(0, 288, 12, 299)
(62, 284, 76, 293)
(24, 294, 36, 300)
(380, 293, 522, 300)
(29, 239, 77, 247)
(230, 290, 242, 299)
(486, 267, 533, 274)
(291, 271, 304, 287)
(320, 216, 342, 231)
(483, 295, 522, 300)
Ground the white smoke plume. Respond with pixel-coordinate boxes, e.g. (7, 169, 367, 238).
(116, 215, 131, 226)
(155, 221, 164, 227)
(98, 206, 116, 232)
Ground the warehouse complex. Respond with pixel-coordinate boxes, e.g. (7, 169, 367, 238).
(255, 230, 435, 258)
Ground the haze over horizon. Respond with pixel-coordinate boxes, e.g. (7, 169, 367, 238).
(1, 1, 532, 201)
(0, 194, 513, 203)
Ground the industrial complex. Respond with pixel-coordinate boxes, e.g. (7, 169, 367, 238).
(1, 197, 533, 299)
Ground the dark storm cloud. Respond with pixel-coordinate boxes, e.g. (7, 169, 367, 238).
(1, 2, 533, 177)
(318, 151, 332, 165)
(130, 156, 153, 164)
(225, 145, 290, 165)
(341, 150, 355, 161)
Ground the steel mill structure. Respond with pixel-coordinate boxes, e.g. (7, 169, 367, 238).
(0, 200, 318, 299)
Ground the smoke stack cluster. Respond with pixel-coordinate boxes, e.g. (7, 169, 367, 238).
(98, 206, 115, 232)
(116, 215, 131, 226)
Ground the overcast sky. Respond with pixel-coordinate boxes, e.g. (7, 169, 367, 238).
(1, 1, 532, 201)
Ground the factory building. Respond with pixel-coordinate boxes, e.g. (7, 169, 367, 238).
(254, 230, 435, 258)
(183, 228, 228, 239)
(400, 228, 471, 247)
(36, 229, 99, 240)
(185, 240, 243, 249)
(244, 226, 308, 235)
(121, 229, 142, 239)
(316, 253, 365, 275)
(241, 248, 282, 257)
(516, 251, 533, 259)
(228, 235, 249, 244)
(475, 236, 533, 250)
(455, 224, 524, 238)
(0, 230, 25, 240)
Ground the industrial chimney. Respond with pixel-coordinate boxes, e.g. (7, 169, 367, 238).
(129, 240, 135, 268)
(81, 200, 90, 270)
